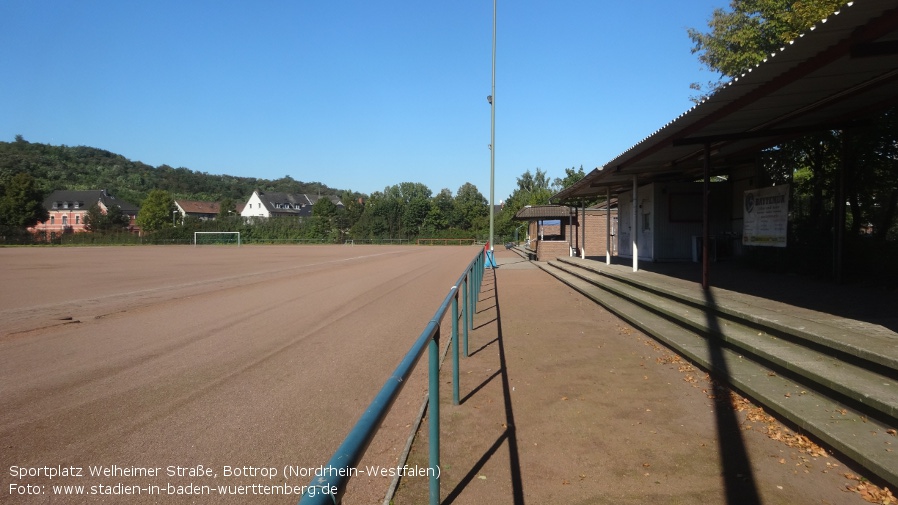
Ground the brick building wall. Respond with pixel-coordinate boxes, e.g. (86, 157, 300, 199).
(579, 208, 617, 258)
(522, 208, 618, 261)
(536, 240, 571, 261)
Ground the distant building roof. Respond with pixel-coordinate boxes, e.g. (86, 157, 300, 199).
(552, 1, 898, 201)
(175, 200, 220, 215)
(252, 191, 343, 217)
(307, 194, 343, 206)
(513, 205, 575, 221)
(43, 189, 139, 214)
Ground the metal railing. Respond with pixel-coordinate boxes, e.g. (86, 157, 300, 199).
(298, 249, 485, 505)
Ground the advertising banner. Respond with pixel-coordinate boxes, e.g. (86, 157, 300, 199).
(743, 184, 789, 247)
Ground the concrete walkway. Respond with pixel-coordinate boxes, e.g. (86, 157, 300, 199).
(391, 249, 895, 505)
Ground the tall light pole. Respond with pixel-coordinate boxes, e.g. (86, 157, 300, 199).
(487, 0, 497, 268)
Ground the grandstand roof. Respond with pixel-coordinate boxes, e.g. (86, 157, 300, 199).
(554, 1, 898, 200)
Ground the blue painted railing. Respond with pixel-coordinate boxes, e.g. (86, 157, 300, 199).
(299, 249, 485, 505)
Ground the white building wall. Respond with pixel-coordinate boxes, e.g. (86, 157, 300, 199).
(241, 191, 271, 218)
(617, 184, 655, 261)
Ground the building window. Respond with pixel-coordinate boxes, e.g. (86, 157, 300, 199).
(76, 215, 80, 224)
(50, 216, 55, 225)
(62, 215, 68, 226)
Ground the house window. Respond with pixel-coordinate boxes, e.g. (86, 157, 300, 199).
(643, 212, 651, 231)
(50, 216, 55, 225)
(62, 215, 68, 226)
(76, 215, 80, 224)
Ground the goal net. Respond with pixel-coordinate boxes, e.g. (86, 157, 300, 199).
(194, 231, 241, 246)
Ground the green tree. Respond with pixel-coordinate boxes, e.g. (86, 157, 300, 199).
(428, 188, 455, 232)
(454, 182, 488, 231)
(103, 205, 131, 233)
(687, 0, 844, 99)
(307, 197, 338, 242)
(514, 168, 553, 205)
(494, 168, 555, 240)
(84, 202, 130, 233)
(338, 192, 364, 238)
(360, 191, 402, 239)
(383, 182, 432, 238)
(136, 189, 175, 232)
(0, 172, 48, 231)
(552, 166, 586, 192)
(83, 203, 105, 232)
(217, 198, 236, 219)
(312, 197, 338, 218)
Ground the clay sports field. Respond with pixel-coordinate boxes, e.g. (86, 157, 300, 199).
(0, 245, 479, 504)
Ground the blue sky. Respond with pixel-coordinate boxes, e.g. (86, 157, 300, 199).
(1, 0, 725, 202)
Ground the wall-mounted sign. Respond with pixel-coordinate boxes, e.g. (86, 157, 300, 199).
(743, 184, 789, 247)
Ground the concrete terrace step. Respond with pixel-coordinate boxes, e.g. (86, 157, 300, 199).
(554, 257, 898, 374)
(538, 260, 898, 489)
(547, 260, 898, 423)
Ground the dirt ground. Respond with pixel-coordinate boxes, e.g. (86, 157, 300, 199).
(393, 249, 890, 505)
(0, 245, 480, 504)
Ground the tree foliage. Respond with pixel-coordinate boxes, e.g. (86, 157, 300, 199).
(136, 189, 175, 232)
(0, 137, 343, 206)
(553, 165, 587, 192)
(83, 202, 130, 233)
(687, 0, 844, 99)
(0, 136, 599, 246)
(0, 172, 48, 231)
(454, 183, 488, 231)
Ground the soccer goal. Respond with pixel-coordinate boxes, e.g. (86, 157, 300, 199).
(194, 231, 241, 246)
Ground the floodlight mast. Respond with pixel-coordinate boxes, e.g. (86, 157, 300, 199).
(488, 0, 496, 261)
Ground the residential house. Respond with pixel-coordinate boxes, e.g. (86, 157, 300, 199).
(30, 189, 140, 236)
(241, 190, 343, 219)
(175, 200, 221, 221)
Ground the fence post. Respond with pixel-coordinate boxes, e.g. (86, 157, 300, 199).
(451, 290, 460, 405)
(428, 328, 441, 505)
(474, 254, 481, 314)
(468, 267, 475, 329)
(462, 276, 469, 358)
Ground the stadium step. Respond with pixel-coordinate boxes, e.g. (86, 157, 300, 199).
(537, 257, 898, 489)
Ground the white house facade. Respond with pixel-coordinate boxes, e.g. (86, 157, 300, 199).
(240, 190, 342, 219)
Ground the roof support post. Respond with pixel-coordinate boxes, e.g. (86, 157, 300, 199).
(569, 206, 574, 255)
(833, 129, 849, 283)
(581, 199, 586, 259)
(702, 142, 711, 290)
(632, 175, 638, 272)
(606, 186, 611, 265)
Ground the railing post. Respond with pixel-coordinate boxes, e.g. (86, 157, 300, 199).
(474, 254, 481, 313)
(462, 276, 469, 358)
(451, 289, 459, 405)
(469, 263, 476, 333)
(428, 328, 441, 505)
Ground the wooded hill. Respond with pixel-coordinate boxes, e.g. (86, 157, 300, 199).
(0, 136, 352, 205)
